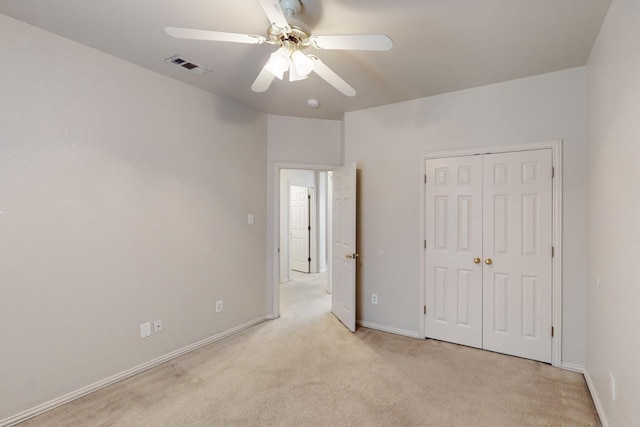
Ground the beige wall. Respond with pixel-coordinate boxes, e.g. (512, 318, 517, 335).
(586, 0, 640, 425)
(343, 67, 588, 365)
(0, 15, 267, 421)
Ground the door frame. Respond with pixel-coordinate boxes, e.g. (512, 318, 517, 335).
(420, 140, 562, 367)
(268, 162, 339, 320)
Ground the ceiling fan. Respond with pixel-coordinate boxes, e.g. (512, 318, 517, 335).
(164, 0, 393, 96)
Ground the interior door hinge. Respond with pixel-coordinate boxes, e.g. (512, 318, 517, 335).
(552, 246, 555, 257)
(424, 174, 427, 184)
(552, 167, 555, 178)
(424, 240, 427, 249)
(308, 194, 311, 200)
(424, 306, 427, 315)
(308, 257, 311, 262)
(551, 326, 555, 337)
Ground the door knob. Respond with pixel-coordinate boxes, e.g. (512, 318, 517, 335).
(484, 258, 493, 265)
(345, 253, 359, 259)
(474, 257, 481, 264)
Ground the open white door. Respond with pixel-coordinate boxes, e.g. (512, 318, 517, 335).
(331, 163, 357, 332)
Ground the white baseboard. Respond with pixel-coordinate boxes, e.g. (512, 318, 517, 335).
(560, 362, 585, 373)
(356, 320, 421, 338)
(0, 316, 268, 427)
(584, 369, 609, 427)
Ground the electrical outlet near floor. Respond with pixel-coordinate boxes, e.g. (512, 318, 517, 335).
(371, 294, 378, 304)
(153, 319, 163, 333)
(610, 374, 616, 400)
(140, 322, 151, 339)
(215, 300, 224, 313)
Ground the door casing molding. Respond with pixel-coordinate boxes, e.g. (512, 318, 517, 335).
(420, 140, 562, 367)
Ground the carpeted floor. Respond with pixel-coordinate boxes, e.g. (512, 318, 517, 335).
(18, 272, 600, 426)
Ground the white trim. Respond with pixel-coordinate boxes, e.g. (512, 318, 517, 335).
(309, 186, 317, 273)
(420, 139, 563, 367)
(357, 320, 421, 339)
(419, 156, 427, 339)
(584, 369, 610, 427)
(269, 162, 340, 320)
(551, 141, 563, 368)
(560, 362, 585, 373)
(0, 316, 267, 427)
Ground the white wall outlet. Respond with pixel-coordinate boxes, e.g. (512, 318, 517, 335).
(153, 319, 163, 333)
(371, 294, 378, 304)
(140, 322, 151, 339)
(215, 300, 224, 313)
(610, 374, 616, 400)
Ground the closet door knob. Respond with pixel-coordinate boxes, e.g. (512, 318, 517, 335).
(484, 258, 493, 265)
(474, 258, 481, 264)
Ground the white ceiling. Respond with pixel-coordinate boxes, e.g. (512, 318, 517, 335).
(0, 0, 611, 120)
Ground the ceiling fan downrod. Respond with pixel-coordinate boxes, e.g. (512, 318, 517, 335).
(279, 0, 302, 18)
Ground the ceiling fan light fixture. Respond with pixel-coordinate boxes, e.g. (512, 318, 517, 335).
(291, 50, 313, 76)
(265, 47, 290, 79)
(289, 63, 308, 82)
(167, 0, 393, 96)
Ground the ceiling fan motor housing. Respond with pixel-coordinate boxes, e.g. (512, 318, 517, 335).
(267, 24, 311, 50)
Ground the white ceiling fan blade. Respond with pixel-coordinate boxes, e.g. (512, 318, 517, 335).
(308, 56, 356, 97)
(258, 0, 290, 31)
(251, 66, 277, 93)
(310, 34, 393, 51)
(165, 27, 266, 45)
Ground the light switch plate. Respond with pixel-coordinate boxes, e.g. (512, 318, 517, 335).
(140, 322, 151, 338)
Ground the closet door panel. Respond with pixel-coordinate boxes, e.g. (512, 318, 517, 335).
(482, 149, 553, 363)
(425, 156, 483, 348)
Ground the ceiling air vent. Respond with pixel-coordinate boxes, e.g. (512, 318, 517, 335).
(165, 55, 211, 75)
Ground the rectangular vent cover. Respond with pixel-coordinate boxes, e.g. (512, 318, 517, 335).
(165, 55, 211, 75)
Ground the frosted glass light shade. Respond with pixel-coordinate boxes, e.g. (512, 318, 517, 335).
(289, 63, 308, 81)
(265, 47, 290, 80)
(291, 50, 313, 76)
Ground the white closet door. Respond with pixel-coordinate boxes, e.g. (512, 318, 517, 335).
(482, 149, 553, 363)
(425, 156, 484, 348)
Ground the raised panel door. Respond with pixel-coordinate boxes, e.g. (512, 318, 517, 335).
(425, 156, 483, 348)
(482, 150, 553, 363)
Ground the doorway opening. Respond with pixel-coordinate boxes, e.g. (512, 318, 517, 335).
(279, 169, 332, 315)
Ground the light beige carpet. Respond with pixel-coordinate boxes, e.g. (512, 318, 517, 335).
(19, 272, 600, 426)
